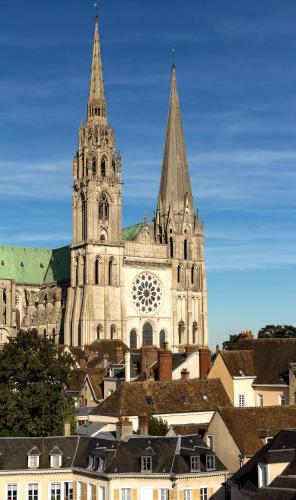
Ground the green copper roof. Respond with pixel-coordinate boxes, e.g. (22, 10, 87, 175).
(0, 245, 70, 285)
(122, 223, 143, 241)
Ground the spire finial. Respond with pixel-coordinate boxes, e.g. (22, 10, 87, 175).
(94, 2, 99, 18)
(143, 210, 147, 226)
(172, 49, 176, 68)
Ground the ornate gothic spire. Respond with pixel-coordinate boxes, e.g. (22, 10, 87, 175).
(157, 65, 193, 221)
(87, 13, 106, 120)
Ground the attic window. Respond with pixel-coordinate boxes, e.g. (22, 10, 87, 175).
(141, 456, 152, 472)
(180, 394, 191, 404)
(145, 396, 154, 406)
(50, 448, 62, 468)
(98, 457, 105, 472)
(190, 455, 200, 472)
(202, 395, 208, 402)
(206, 454, 215, 471)
(28, 454, 39, 469)
(88, 455, 95, 470)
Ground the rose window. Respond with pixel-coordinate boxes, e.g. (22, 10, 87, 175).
(131, 272, 162, 315)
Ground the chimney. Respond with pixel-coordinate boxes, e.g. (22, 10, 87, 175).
(158, 344, 172, 381)
(125, 351, 131, 382)
(116, 417, 133, 441)
(140, 345, 158, 373)
(199, 348, 212, 379)
(239, 330, 254, 339)
(138, 415, 149, 436)
(64, 422, 71, 437)
(115, 346, 124, 364)
(181, 368, 190, 380)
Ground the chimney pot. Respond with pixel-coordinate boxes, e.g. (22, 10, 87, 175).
(138, 415, 149, 436)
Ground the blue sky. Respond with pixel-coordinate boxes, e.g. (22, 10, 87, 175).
(1, 0, 296, 347)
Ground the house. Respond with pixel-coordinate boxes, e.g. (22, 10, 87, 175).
(66, 367, 105, 407)
(89, 378, 232, 429)
(0, 424, 228, 500)
(207, 406, 296, 474)
(226, 429, 296, 499)
(208, 338, 296, 407)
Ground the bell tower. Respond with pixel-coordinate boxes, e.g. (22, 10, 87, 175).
(65, 12, 123, 346)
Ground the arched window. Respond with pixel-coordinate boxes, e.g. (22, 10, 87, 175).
(192, 322, 198, 344)
(82, 198, 87, 240)
(95, 259, 100, 285)
(191, 266, 195, 285)
(178, 321, 185, 344)
(92, 158, 96, 175)
(101, 157, 106, 177)
(130, 329, 137, 349)
(110, 324, 116, 340)
(99, 193, 109, 221)
(108, 259, 115, 286)
(184, 239, 188, 260)
(97, 324, 103, 340)
(159, 330, 166, 348)
(177, 264, 182, 284)
(143, 322, 153, 345)
(3, 290, 6, 304)
(170, 237, 174, 258)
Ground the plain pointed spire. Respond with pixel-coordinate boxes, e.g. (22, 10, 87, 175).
(88, 13, 106, 120)
(158, 65, 193, 218)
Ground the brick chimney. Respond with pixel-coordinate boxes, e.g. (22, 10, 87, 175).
(181, 368, 190, 380)
(116, 417, 133, 441)
(199, 348, 212, 379)
(140, 345, 158, 373)
(115, 346, 124, 364)
(64, 422, 71, 437)
(158, 344, 172, 381)
(138, 415, 149, 436)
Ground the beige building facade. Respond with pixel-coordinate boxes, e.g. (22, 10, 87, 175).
(0, 12, 208, 351)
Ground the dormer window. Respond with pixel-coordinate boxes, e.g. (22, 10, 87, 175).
(88, 455, 95, 470)
(206, 454, 215, 471)
(141, 456, 152, 472)
(258, 463, 269, 487)
(98, 457, 105, 472)
(145, 396, 154, 406)
(50, 446, 63, 468)
(190, 455, 200, 472)
(27, 447, 40, 469)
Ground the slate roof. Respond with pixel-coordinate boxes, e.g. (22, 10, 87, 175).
(233, 338, 296, 385)
(0, 434, 227, 476)
(76, 422, 113, 437)
(229, 429, 296, 494)
(90, 378, 232, 417)
(216, 407, 296, 457)
(67, 368, 105, 400)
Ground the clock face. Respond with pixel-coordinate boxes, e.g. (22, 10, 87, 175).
(131, 272, 163, 315)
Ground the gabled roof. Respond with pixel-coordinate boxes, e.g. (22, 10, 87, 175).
(67, 368, 105, 400)
(220, 350, 255, 377)
(233, 338, 296, 384)
(90, 378, 232, 417)
(122, 223, 143, 241)
(216, 406, 296, 457)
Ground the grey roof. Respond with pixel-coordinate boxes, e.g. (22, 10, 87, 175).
(157, 65, 193, 220)
(76, 421, 108, 437)
(75, 407, 94, 417)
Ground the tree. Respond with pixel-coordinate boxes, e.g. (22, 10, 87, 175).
(0, 330, 75, 437)
(258, 324, 296, 339)
(222, 330, 254, 350)
(148, 416, 169, 436)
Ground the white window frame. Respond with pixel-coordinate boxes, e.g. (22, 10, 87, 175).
(257, 394, 264, 407)
(206, 434, 214, 450)
(49, 483, 62, 500)
(183, 489, 192, 500)
(206, 454, 215, 471)
(190, 455, 200, 472)
(258, 463, 269, 487)
(77, 482, 83, 500)
(159, 489, 169, 500)
(27, 482, 39, 500)
(141, 455, 152, 472)
(50, 454, 62, 468)
(238, 394, 246, 407)
(121, 489, 131, 500)
(200, 487, 209, 500)
(6, 483, 19, 500)
(27, 455, 39, 469)
(88, 483, 95, 500)
(98, 486, 106, 500)
(64, 481, 74, 500)
(279, 394, 286, 406)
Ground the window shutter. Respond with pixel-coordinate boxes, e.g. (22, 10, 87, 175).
(192, 489, 200, 500)
(153, 490, 158, 500)
(131, 489, 138, 500)
(113, 489, 120, 500)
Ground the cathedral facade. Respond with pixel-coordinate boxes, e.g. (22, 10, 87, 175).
(0, 13, 208, 351)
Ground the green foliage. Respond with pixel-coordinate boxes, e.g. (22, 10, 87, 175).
(148, 415, 169, 436)
(258, 324, 296, 338)
(222, 334, 242, 350)
(0, 329, 75, 437)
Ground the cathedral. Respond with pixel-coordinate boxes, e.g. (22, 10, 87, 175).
(0, 13, 208, 351)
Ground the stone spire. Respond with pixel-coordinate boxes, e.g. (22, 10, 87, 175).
(157, 65, 194, 222)
(87, 13, 106, 120)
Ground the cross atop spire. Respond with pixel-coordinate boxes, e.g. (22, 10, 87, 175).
(157, 65, 194, 224)
(87, 12, 106, 120)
